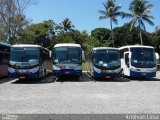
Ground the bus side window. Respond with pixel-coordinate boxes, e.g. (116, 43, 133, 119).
(124, 53, 129, 67)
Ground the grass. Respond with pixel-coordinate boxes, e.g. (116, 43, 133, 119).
(82, 62, 86, 71)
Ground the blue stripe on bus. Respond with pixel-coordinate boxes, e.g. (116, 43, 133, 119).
(130, 70, 156, 78)
(93, 70, 121, 78)
(53, 70, 82, 77)
(8, 71, 39, 79)
(8, 71, 16, 78)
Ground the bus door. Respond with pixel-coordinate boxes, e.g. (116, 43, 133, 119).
(123, 52, 130, 76)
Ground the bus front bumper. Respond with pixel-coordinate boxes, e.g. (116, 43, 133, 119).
(130, 70, 156, 78)
(8, 70, 39, 79)
(93, 71, 121, 78)
(53, 70, 82, 77)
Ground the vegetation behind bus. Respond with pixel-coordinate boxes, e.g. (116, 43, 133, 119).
(0, 1, 159, 56)
(82, 62, 86, 71)
(3, 21, 159, 55)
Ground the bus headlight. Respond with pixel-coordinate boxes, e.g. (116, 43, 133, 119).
(114, 68, 122, 73)
(75, 65, 82, 70)
(8, 67, 15, 73)
(94, 67, 101, 73)
(53, 65, 60, 70)
(30, 67, 39, 73)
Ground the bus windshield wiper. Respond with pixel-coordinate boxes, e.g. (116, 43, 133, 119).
(68, 59, 76, 63)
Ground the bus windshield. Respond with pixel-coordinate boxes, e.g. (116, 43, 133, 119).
(9, 47, 39, 68)
(54, 47, 82, 64)
(130, 47, 156, 68)
(94, 50, 120, 69)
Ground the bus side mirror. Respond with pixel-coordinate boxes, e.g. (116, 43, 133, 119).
(82, 51, 85, 60)
(128, 52, 131, 59)
(49, 51, 52, 58)
(155, 53, 159, 60)
(155, 53, 159, 64)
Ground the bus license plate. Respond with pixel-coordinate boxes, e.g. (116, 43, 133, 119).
(105, 76, 111, 78)
(65, 71, 70, 74)
(142, 73, 147, 76)
(19, 76, 26, 79)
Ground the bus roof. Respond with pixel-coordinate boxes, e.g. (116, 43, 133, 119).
(12, 44, 50, 51)
(54, 43, 81, 48)
(12, 44, 41, 48)
(93, 47, 118, 51)
(0, 42, 11, 47)
(119, 45, 154, 50)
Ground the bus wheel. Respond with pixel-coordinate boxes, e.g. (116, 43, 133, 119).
(121, 69, 125, 78)
(76, 76, 81, 80)
(44, 69, 46, 77)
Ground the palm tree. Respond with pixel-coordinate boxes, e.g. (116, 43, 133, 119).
(59, 18, 75, 33)
(98, 0, 124, 47)
(129, 0, 154, 45)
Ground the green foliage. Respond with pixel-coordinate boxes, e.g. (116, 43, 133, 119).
(115, 23, 137, 45)
(98, 0, 125, 46)
(129, 0, 154, 45)
(82, 62, 86, 71)
(16, 20, 56, 49)
(56, 18, 75, 33)
(51, 32, 74, 46)
(1, 0, 158, 54)
(0, 0, 35, 44)
(91, 28, 111, 42)
(50, 30, 89, 51)
(10, 17, 160, 54)
(83, 36, 112, 54)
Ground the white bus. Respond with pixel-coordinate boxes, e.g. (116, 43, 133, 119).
(86, 47, 121, 79)
(119, 45, 157, 78)
(52, 43, 83, 77)
(8, 44, 52, 79)
(0, 42, 11, 78)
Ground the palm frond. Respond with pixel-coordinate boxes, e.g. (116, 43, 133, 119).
(99, 16, 107, 20)
(112, 18, 118, 25)
(114, 5, 122, 12)
(146, 4, 154, 9)
(98, 10, 106, 15)
(142, 15, 154, 20)
(143, 8, 152, 14)
(122, 13, 133, 19)
(103, 2, 108, 11)
(129, 0, 154, 28)
(142, 17, 154, 26)
(114, 12, 126, 18)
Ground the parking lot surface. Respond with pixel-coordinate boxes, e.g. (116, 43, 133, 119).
(0, 72, 160, 114)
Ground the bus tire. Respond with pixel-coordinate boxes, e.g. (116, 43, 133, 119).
(44, 69, 46, 77)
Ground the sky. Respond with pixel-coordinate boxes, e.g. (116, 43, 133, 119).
(26, 0, 160, 33)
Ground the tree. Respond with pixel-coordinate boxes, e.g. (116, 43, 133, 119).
(17, 20, 56, 48)
(98, 0, 124, 47)
(0, 0, 36, 44)
(56, 18, 75, 33)
(155, 26, 160, 35)
(113, 23, 140, 46)
(129, 0, 154, 45)
(91, 28, 111, 45)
